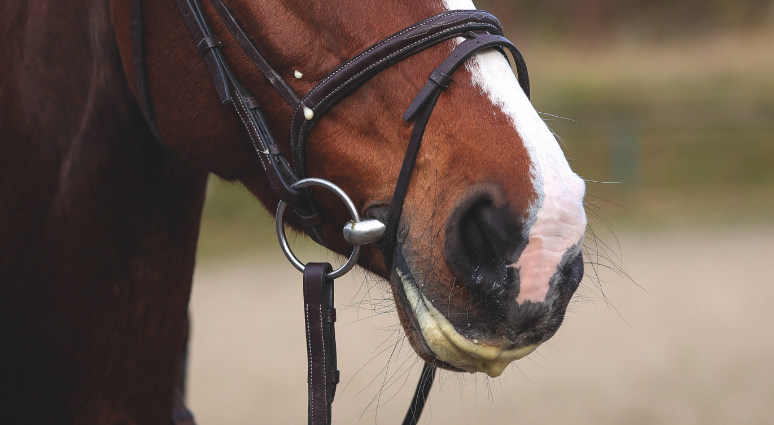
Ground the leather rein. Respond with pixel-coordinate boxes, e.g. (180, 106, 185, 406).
(130, 1, 530, 424)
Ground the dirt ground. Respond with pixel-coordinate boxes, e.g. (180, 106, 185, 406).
(186, 226, 774, 425)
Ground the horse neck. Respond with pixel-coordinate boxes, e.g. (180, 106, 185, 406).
(0, 0, 206, 419)
(2, 0, 208, 264)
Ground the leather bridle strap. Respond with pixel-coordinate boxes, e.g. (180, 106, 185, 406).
(404, 34, 529, 121)
(302, 263, 339, 425)
(134, 0, 307, 208)
(381, 33, 530, 423)
(175, 0, 232, 104)
(207, 0, 325, 234)
(380, 87, 441, 272)
(382, 32, 529, 270)
(171, 0, 305, 208)
(402, 362, 436, 425)
(210, 0, 300, 109)
(286, 11, 511, 218)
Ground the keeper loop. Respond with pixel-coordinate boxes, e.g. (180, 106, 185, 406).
(428, 69, 452, 89)
(197, 36, 221, 56)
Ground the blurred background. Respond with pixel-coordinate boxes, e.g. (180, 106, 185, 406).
(187, 1, 774, 424)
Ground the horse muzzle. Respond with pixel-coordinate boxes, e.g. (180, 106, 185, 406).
(389, 183, 586, 377)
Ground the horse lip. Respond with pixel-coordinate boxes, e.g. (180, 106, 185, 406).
(389, 251, 463, 372)
(394, 257, 538, 378)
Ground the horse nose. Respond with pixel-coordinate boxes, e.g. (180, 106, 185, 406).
(444, 185, 524, 300)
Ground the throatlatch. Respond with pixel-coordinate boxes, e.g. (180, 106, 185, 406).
(130, 0, 530, 423)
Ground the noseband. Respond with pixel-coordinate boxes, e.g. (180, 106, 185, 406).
(131, 2, 529, 424)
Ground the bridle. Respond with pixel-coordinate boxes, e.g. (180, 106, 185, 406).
(130, 1, 530, 424)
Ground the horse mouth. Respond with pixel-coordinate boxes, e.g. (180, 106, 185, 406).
(393, 254, 538, 378)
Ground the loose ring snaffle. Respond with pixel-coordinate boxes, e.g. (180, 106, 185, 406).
(276, 178, 363, 279)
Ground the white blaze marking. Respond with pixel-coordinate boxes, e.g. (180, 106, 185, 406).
(444, 0, 587, 305)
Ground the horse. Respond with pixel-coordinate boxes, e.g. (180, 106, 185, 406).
(0, 0, 587, 423)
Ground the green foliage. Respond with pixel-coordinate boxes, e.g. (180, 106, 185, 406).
(197, 179, 278, 258)
(519, 25, 774, 226)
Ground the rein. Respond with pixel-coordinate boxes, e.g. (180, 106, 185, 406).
(130, 1, 529, 424)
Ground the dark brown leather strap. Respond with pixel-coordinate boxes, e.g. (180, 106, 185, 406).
(196, 36, 222, 55)
(382, 31, 529, 271)
(295, 207, 325, 227)
(303, 263, 339, 425)
(404, 32, 529, 121)
(173, 0, 304, 205)
(381, 87, 441, 271)
(286, 11, 525, 234)
(209, 0, 325, 242)
(288, 11, 507, 182)
(210, 0, 300, 108)
(402, 362, 436, 425)
(174, 0, 231, 104)
(225, 77, 302, 203)
(130, 0, 163, 141)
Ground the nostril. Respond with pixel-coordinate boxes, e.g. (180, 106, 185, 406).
(459, 202, 506, 290)
(446, 187, 522, 299)
(459, 203, 492, 270)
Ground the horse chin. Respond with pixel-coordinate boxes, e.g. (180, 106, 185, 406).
(391, 251, 539, 378)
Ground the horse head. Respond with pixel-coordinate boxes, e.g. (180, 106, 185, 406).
(114, 0, 586, 378)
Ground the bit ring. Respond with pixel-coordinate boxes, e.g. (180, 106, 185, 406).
(276, 178, 361, 279)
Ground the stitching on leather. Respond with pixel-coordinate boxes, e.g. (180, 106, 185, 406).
(291, 12, 489, 130)
(214, 0, 299, 106)
(290, 23, 487, 154)
(303, 11, 484, 96)
(404, 11, 495, 41)
(290, 105, 302, 153)
(291, 16, 499, 160)
(296, 24, 501, 133)
(233, 92, 275, 176)
(305, 303, 314, 421)
(306, 13, 453, 90)
(312, 23, 487, 110)
(289, 13, 501, 181)
(319, 303, 328, 423)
